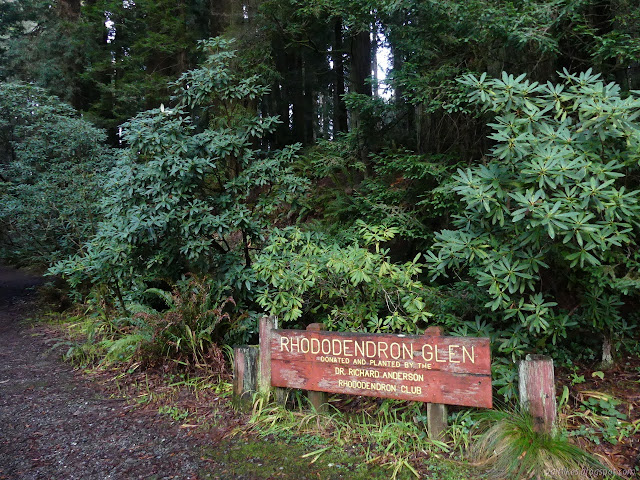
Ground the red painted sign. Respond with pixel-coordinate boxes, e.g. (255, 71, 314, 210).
(267, 326, 492, 408)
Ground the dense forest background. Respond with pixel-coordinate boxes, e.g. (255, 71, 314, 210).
(1, 0, 640, 400)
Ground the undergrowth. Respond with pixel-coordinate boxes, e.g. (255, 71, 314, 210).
(245, 393, 478, 480)
(48, 275, 233, 375)
(243, 392, 634, 480)
(38, 283, 639, 479)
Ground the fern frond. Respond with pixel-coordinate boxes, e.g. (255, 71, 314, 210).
(145, 288, 176, 308)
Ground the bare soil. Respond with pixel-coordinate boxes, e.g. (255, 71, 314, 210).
(0, 266, 226, 480)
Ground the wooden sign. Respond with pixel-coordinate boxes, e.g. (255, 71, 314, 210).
(262, 321, 492, 409)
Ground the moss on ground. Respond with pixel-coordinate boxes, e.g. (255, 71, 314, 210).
(201, 436, 478, 480)
(202, 437, 392, 479)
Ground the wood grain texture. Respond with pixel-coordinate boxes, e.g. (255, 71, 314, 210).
(306, 323, 329, 412)
(258, 316, 276, 395)
(233, 345, 259, 402)
(427, 403, 448, 440)
(519, 354, 556, 433)
(269, 329, 492, 408)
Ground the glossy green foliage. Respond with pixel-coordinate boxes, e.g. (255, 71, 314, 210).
(51, 38, 309, 305)
(254, 222, 432, 333)
(0, 82, 114, 266)
(427, 70, 640, 342)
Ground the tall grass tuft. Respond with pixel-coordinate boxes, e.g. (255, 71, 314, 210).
(470, 407, 609, 480)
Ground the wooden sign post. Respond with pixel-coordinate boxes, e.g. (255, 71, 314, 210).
(233, 345, 259, 404)
(519, 354, 556, 434)
(306, 323, 329, 413)
(258, 318, 492, 414)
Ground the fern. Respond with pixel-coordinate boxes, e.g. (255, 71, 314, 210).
(144, 288, 175, 309)
(101, 333, 149, 364)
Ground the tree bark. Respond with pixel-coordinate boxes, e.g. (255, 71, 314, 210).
(208, 0, 230, 36)
(332, 18, 348, 134)
(270, 36, 292, 147)
(350, 30, 372, 96)
(302, 56, 315, 144)
(600, 334, 614, 370)
(291, 51, 306, 143)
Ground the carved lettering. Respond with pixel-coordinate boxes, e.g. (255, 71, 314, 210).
(332, 338, 342, 356)
(462, 345, 475, 364)
(422, 344, 433, 362)
(300, 337, 310, 353)
(271, 329, 491, 408)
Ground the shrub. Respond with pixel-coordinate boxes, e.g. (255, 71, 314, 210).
(64, 275, 233, 370)
(0, 82, 114, 267)
(427, 70, 640, 363)
(254, 222, 432, 333)
(50, 37, 308, 314)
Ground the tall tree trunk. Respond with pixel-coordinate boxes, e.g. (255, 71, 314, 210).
(371, 22, 378, 98)
(348, 27, 373, 170)
(302, 56, 314, 144)
(209, 0, 230, 36)
(57, 0, 82, 19)
(291, 50, 306, 143)
(269, 36, 292, 147)
(350, 30, 372, 96)
(332, 18, 348, 135)
(390, 41, 415, 150)
(281, 49, 314, 145)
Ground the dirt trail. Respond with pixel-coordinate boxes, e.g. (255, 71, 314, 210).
(0, 266, 220, 480)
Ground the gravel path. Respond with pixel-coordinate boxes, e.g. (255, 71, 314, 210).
(0, 266, 218, 480)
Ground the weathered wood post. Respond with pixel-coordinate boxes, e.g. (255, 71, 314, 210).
(424, 326, 447, 440)
(519, 354, 556, 434)
(306, 323, 329, 413)
(233, 345, 259, 404)
(258, 316, 288, 405)
(258, 316, 276, 396)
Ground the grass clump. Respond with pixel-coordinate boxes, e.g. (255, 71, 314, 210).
(470, 407, 611, 480)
